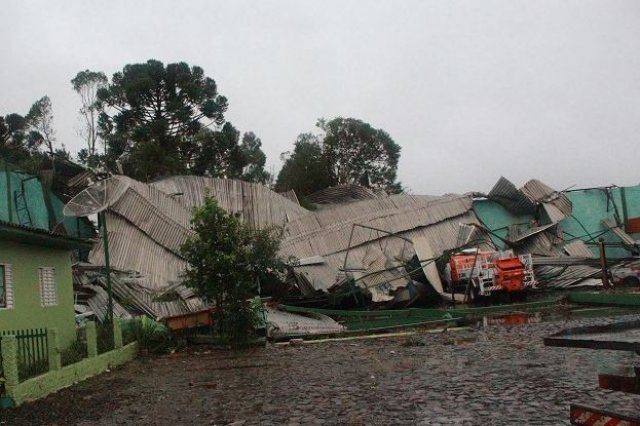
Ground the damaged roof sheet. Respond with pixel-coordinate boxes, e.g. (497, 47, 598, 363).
(306, 184, 387, 205)
(507, 223, 558, 244)
(488, 176, 537, 214)
(562, 240, 596, 258)
(265, 307, 344, 339)
(152, 176, 310, 228)
(81, 174, 607, 312)
(521, 179, 572, 222)
(282, 195, 480, 298)
(602, 217, 639, 249)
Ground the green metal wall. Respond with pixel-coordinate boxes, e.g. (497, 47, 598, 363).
(472, 199, 535, 250)
(0, 163, 93, 238)
(0, 239, 76, 348)
(473, 184, 640, 259)
(563, 185, 640, 258)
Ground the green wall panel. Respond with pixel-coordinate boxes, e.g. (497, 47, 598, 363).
(0, 239, 76, 347)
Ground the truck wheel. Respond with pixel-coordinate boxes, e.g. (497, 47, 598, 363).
(622, 276, 640, 287)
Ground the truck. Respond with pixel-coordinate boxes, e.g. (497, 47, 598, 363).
(442, 249, 536, 301)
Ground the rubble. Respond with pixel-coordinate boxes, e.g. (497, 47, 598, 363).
(71, 174, 640, 322)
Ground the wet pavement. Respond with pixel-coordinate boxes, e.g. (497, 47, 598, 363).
(2, 314, 640, 425)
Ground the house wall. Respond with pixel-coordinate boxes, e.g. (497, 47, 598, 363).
(472, 199, 535, 249)
(474, 184, 640, 259)
(0, 163, 94, 238)
(563, 185, 640, 258)
(0, 239, 76, 347)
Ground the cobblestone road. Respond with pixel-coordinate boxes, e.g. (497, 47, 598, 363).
(3, 315, 640, 425)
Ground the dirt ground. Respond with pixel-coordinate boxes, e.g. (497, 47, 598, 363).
(2, 315, 640, 426)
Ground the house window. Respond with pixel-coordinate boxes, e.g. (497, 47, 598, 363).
(0, 264, 14, 309)
(38, 267, 57, 307)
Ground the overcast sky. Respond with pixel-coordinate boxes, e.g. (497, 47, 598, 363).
(2, 1, 639, 195)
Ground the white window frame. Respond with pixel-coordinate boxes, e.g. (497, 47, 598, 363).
(0, 263, 14, 309)
(38, 266, 57, 307)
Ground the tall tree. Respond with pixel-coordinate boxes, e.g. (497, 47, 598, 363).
(275, 133, 331, 197)
(191, 123, 245, 178)
(26, 96, 56, 157)
(1, 98, 60, 173)
(319, 117, 401, 191)
(71, 70, 108, 167)
(97, 59, 228, 181)
(275, 118, 403, 197)
(240, 132, 270, 184)
(0, 114, 31, 165)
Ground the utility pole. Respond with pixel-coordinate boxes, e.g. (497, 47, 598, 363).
(598, 238, 611, 289)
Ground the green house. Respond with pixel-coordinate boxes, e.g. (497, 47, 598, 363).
(0, 162, 94, 347)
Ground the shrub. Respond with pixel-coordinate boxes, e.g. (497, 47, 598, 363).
(180, 195, 290, 348)
(123, 317, 178, 354)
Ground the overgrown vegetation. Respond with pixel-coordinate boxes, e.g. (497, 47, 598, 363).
(181, 195, 290, 348)
(96, 322, 114, 354)
(61, 339, 87, 366)
(122, 317, 180, 354)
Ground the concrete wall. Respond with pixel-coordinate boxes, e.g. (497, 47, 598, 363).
(1, 328, 138, 406)
(11, 342, 138, 405)
(0, 239, 76, 347)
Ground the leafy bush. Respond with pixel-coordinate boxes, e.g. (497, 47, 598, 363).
(123, 317, 179, 354)
(181, 195, 289, 348)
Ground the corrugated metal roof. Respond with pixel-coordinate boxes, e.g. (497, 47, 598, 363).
(535, 265, 601, 289)
(265, 307, 344, 339)
(85, 284, 132, 322)
(521, 179, 572, 222)
(285, 205, 481, 299)
(82, 173, 604, 308)
(602, 217, 639, 248)
(511, 230, 565, 257)
(79, 267, 205, 320)
(563, 240, 596, 258)
(507, 223, 557, 244)
(278, 189, 300, 205)
(306, 184, 386, 205)
(281, 195, 471, 259)
(89, 213, 188, 291)
(151, 176, 310, 229)
(487, 176, 537, 214)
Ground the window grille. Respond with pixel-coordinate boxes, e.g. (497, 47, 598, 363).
(38, 267, 57, 307)
(0, 264, 14, 309)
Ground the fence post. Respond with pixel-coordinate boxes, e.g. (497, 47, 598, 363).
(1, 335, 20, 397)
(86, 321, 98, 358)
(113, 319, 123, 349)
(47, 328, 61, 371)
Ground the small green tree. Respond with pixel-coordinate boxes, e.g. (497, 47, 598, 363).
(181, 195, 288, 347)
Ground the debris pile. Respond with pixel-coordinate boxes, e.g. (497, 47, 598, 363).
(72, 174, 640, 325)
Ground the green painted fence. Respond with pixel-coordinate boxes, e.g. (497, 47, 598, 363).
(0, 328, 49, 380)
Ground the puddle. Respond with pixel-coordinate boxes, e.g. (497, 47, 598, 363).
(467, 306, 640, 329)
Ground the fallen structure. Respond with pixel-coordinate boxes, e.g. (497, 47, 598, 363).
(71, 174, 640, 325)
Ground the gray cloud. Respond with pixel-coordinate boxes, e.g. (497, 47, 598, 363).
(2, 0, 639, 194)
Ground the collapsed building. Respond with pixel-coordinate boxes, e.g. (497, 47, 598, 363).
(71, 174, 640, 324)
